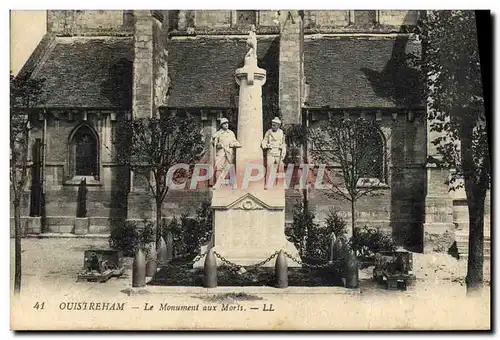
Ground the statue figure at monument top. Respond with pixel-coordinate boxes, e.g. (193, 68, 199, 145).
(245, 24, 257, 60)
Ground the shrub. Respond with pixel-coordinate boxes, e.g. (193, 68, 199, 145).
(180, 213, 199, 255)
(161, 201, 213, 257)
(324, 208, 348, 242)
(287, 202, 340, 261)
(306, 209, 352, 262)
(288, 202, 318, 257)
(108, 219, 155, 257)
(161, 214, 187, 257)
(304, 226, 333, 261)
(156, 217, 181, 257)
(350, 225, 396, 260)
(195, 200, 213, 245)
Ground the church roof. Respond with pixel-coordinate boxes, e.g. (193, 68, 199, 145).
(167, 34, 423, 109)
(26, 34, 423, 110)
(29, 36, 133, 109)
(167, 36, 280, 108)
(304, 35, 424, 109)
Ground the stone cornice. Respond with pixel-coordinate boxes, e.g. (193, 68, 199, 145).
(26, 109, 131, 122)
(169, 26, 417, 38)
(169, 26, 280, 37)
(304, 26, 417, 35)
(307, 108, 426, 122)
(52, 31, 133, 38)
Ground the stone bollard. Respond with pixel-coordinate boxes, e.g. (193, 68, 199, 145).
(157, 236, 167, 267)
(204, 248, 217, 288)
(275, 250, 288, 288)
(132, 248, 146, 287)
(145, 242, 157, 277)
(329, 233, 336, 263)
(345, 249, 359, 289)
(166, 230, 173, 263)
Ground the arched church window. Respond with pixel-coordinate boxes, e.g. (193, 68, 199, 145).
(69, 124, 99, 179)
(356, 126, 386, 183)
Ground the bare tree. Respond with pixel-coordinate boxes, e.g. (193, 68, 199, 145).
(10, 73, 45, 294)
(310, 116, 388, 238)
(112, 114, 205, 242)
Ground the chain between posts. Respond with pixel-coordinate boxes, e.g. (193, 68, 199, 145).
(160, 251, 208, 263)
(213, 251, 279, 271)
(212, 250, 341, 270)
(164, 249, 341, 269)
(283, 251, 341, 269)
(192, 251, 208, 264)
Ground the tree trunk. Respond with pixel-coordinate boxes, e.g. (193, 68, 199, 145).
(156, 199, 162, 243)
(14, 199, 22, 294)
(351, 199, 356, 240)
(301, 126, 309, 256)
(459, 117, 487, 294)
(303, 189, 310, 256)
(465, 182, 486, 294)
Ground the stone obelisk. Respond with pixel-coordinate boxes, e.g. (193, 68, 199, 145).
(234, 40, 266, 175)
(194, 27, 300, 268)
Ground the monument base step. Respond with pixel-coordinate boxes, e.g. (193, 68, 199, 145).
(123, 285, 360, 296)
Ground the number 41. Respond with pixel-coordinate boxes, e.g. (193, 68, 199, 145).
(33, 302, 45, 310)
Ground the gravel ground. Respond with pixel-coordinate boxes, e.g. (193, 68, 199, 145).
(9, 237, 121, 294)
(10, 238, 491, 330)
(11, 238, 490, 294)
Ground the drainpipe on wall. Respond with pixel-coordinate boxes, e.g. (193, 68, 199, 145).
(41, 108, 47, 232)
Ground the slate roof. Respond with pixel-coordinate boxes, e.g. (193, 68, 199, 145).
(28, 34, 422, 110)
(167, 34, 423, 109)
(304, 35, 423, 108)
(167, 36, 280, 108)
(32, 36, 133, 108)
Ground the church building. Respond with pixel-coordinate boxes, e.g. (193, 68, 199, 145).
(13, 10, 490, 255)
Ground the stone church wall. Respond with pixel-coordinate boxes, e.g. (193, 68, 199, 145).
(10, 111, 214, 235)
(194, 10, 232, 28)
(303, 10, 350, 28)
(47, 10, 133, 35)
(304, 112, 427, 249)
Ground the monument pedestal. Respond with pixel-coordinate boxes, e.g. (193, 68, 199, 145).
(194, 187, 300, 268)
(194, 36, 301, 268)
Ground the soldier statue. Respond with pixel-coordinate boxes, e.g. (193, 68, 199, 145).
(261, 117, 287, 187)
(212, 118, 241, 184)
